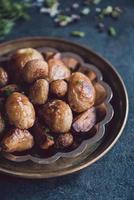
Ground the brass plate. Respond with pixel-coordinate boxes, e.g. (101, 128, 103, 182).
(0, 37, 129, 179)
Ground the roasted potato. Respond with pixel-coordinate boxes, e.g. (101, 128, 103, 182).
(73, 107, 96, 132)
(50, 80, 67, 97)
(87, 71, 97, 82)
(56, 133, 73, 149)
(0, 67, 8, 87)
(68, 72, 95, 113)
(0, 113, 5, 135)
(62, 57, 79, 71)
(0, 84, 19, 97)
(43, 52, 61, 61)
(43, 100, 73, 133)
(6, 92, 35, 129)
(29, 79, 49, 105)
(94, 83, 107, 105)
(48, 58, 71, 82)
(1, 128, 34, 152)
(23, 59, 48, 83)
(11, 48, 44, 71)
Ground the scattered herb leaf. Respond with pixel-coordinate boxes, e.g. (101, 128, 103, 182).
(71, 31, 85, 37)
(45, 0, 58, 8)
(0, 0, 30, 39)
(102, 6, 113, 15)
(108, 26, 117, 37)
(93, 0, 102, 5)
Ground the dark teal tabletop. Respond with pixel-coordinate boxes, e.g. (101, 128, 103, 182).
(0, 0, 134, 199)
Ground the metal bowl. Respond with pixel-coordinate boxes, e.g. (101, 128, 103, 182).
(0, 37, 128, 178)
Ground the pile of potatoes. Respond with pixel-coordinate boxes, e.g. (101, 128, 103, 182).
(0, 48, 106, 155)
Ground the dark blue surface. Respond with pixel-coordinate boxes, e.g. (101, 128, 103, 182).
(0, 0, 134, 199)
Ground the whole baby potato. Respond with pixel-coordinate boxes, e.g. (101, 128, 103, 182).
(1, 128, 34, 153)
(56, 133, 73, 149)
(68, 72, 95, 113)
(43, 100, 73, 133)
(48, 58, 70, 82)
(50, 80, 67, 97)
(29, 79, 49, 105)
(23, 59, 48, 83)
(0, 67, 8, 87)
(11, 48, 44, 71)
(6, 92, 35, 129)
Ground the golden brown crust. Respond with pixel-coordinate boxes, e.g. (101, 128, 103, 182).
(29, 79, 49, 105)
(62, 57, 79, 71)
(50, 80, 67, 97)
(48, 58, 70, 82)
(43, 100, 73, 133)
(0, 113, 5, 134)
(11, 48, 44, 71)
(68, 72, 95, 113)
(56, 133, 73, 149)
(6, 92, 35, 129)
(2, 128, 34, 152)
(23, 59, 48, 83)
(0, 67, 8, 87)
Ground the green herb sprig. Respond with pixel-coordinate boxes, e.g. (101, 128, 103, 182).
(0, 0, 30, 39)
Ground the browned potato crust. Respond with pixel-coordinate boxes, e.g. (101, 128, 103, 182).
(11, 48, 44, 71)
(94, 83, 107, 105)
(23, 59, 48, 83)
(48, 58, 70, 82)
(0, 67, 8, 87)
(29, 79, 49, 105)
(56, 133, 73, 149)
(0, 113, 5, 135)
(73, 107, 96, 132)
(68, 72, 95, 113)
(87, 71, 97, 82)
(62, 57, 79, 71)
(2, 128, 34, 152)
(50, 80, 67, 97)
(6, 92, 35, 129)
(43, 100, 73, 133)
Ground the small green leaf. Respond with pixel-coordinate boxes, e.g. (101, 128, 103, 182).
(45, 0, 58, 8)
(108, 26, 117, 37)
(71, 31, 85, 37)
(93, 0, 102, 5)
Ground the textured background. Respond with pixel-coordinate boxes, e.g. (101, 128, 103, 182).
(0, 0, 134, 199)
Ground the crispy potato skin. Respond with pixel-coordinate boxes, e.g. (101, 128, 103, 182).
(11, 48, 44, 71)
(29, 79, 49, 105)
(0, 67, 8, 87)
(73, 107, 96, 132)
(43, 100, 73, 133)
(48, 59, 70, 82)
(68, 72, 95, 113)
(23, 59, 48, 83)
(94, 83, 107, 105)
(0, 113, 5, 134)
(2, 128, 34, 152)
(62, 57, 79, 71)
(6, 92, 35, 129)
(50, 80, 67, 97)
